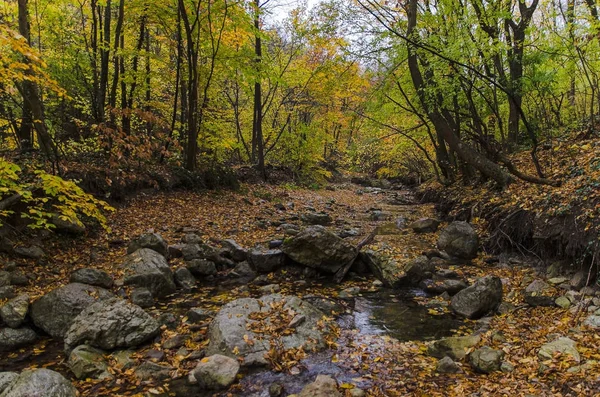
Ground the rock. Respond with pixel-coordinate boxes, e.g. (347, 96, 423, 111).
(436, 356, 461, 373)
(186, 259, 217, 277)
(163, 335, 189, 350)
(524, 280, 555, 307)
(437, 221, 479, 259)
(421, 279, 468, 296)
(349, 388, 366, 397)
(111, 350, 136, 369)
(31, 283, 113, 338)
(230, 262, 256, 279)
(548, 277, 568, 285)
(302, 296, 344, 316)
(300, 212, 332, 226)
(428, 334, 481, 360)
(68, 345, 111, 380)
(360, 250, 401, 287)
(0, 272, 10, 287)
(570, 271, 587, 290)
(583, 315, 600, 328)
(0, 372, 18, 394)
(187, 308, 210, 323)
(501, 362, 515, 372)
(260, 284, 281, 294)
(269, 382, 284, 397)
(182, 233, 202, 245)
(158, 313, 178, 330)
(189, 354, 240, 389)
(450, 276, 503, 319)
(51, 214, 86, 235)
(247, 249, 286, 273)
(206, 294, 330, 366)
(281, 224, 300, 236)
(339, 287, 360, 298)
(70, 268, 113, 289)
(13, 245, 45, 259)
(470, 346, 503, 373)
(269, 240, 283, 249)
(127, 233, 169, 257)
(555, 296, 571, 309)
(369, 210, 389, 221)
(130, 288, 154, 308)
(0, 295, 29, 328)
(0, 369, 76, 397)
(0, 328, 37, 351)
(0, 287, 15, 300)
(134, 361, 173, 381)
(282, 226, 356, 274)
(145, 349, 165, 361)
(64, 298, 161, 353)
(8, 272, 27, 286)
(174, 268, 196, 290)
(168, 244, 184, 258)
(538, 337, 580, 362)
(408, 218, 440, 233)
(221, 240, 248, 262)
(298, 375, 341, 397)
(122, 248, 176, 298)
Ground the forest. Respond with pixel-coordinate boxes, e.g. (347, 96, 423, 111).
(1, 0, 600, 396)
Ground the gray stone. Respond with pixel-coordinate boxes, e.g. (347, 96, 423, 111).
(570, 271, 587, 290)
(134, 361, 173, 381)
(51, 214, 86, 235)
(13, 245, 45, 259)
(269, 382, 284, 397)
(470, 346, 504, 373)
(501, 362, 515, 372)
(408, 218, 440, 233)
(174, 268, 196, 290)
(70, 268, 113, 289)
(247, 249, 286, 273)
(0, 369, 76, 397)
(0, 287, 15, 300)
(182, 233, 202, 245)
(127, 233, 169, 257)
(548, 277, 568, 285)
(339, 287, 360, 298)
(187, 308, 210, 323)
(0, 295, 29, 329)
(130, 288, 154, 308)
(168, 244, 184, 258)
(230, 262, 256, 279)
(163, 335, 189, 350)
(555, 296, 571, 309)
(122, 248, 176, 298)
(436, 356, 461, 373)
(428, 334, 481, 360)
(420, 279, 468, 296)
(68, 345, 111, 380)
(189, 354, 240, 389)
(64, 298, 161, 353)
(0, 372, 18, 394)
(206, 294, 330, 366)
(221, 240, 248, 262)
(110, 350, 135, 369)
(524, 280, 555, 307)
(298, 375, 341, 397)
(31, 283, 113, 338)
(584, 315, 600, 328)
(300, 212, 332, 226)
(281, 226, 356, 274)
(8, 272, 27, 287)
(0, 272, 10, 287)
(0, 328, 37, 352)
(437, 221, 479, 259)
(281, 224, 300, 236)
(450, 276, 503, 319)
(538, 337, 580, 363)
(260, 284, 281, 294)
(186, 259, 217, 277)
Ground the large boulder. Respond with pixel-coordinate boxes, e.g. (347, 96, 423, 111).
(300, 212, 332, 226)
(0, 328, 37, 352)
(31, 283, 113, 338)
(64, 298, 160, 353)
(437, 221, 479, 259)
(281, 226, 356, 274)
(247, 249, 286, 273)
(427, 334, 481, 360)
(221, 240, 248, 262)
(69, 268, 113, 289)
(127, 233, 169, 257)
(188, 354, 240, 389)
(0, 295, 29, 329)
(0, 373, 18, 394)
(0, 369, 76, 397)
(68, 345, 111, 380)
(298, 375, 341, 397)
(122, 248, 176, 298)
(186, 259, 217, 277)
(450, 276, 503, 319)
(206, 294, 330, 366)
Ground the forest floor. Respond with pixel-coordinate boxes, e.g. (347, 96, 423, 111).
(2, 179, 600, 396)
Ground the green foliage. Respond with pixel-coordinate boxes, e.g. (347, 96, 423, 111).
(0, 158, 114, 231)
